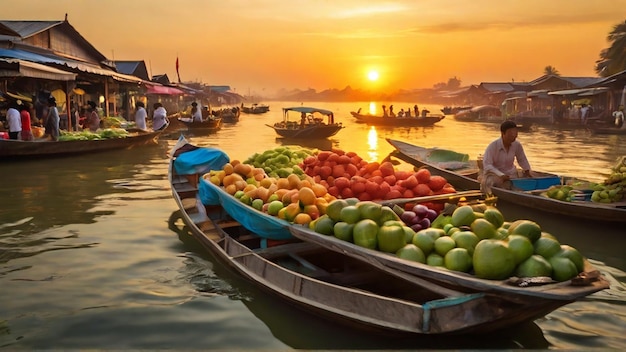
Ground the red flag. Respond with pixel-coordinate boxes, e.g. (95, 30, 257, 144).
(175, 57, 181, 83)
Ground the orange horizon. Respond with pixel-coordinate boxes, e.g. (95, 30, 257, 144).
(3, 0, 625, 95)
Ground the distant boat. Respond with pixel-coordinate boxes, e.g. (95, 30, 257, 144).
(178, 117, 222, 132)
(350, 111, 444, 127)
(267, 106, 343, 139)
(241, 103, 270, 114)
(441, 106, 472, 115)
(589, 125, 626, 135)
(453, 105, 502, 122)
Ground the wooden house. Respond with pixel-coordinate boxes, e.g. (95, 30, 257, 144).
(0, 16, 144, 126)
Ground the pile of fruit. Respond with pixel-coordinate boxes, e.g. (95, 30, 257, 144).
(412, 205, 584, 282)
(300, 148, 457, 203)
(545, 157, 626, 203)
(204, 158, 337, 226)
(310, 198, 586, 282)
(244, 146, 316, 179)
(206, 146, 586, 282)
(57, 128, 129, 141)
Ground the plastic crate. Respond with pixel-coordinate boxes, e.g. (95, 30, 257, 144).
(511, 176, 560, 191)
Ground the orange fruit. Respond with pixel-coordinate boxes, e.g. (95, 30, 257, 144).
(287, 174, 301, 189)
(223, 163, 234, 175)
(298, 187, 316, 206)
(293, 213, 312, 225)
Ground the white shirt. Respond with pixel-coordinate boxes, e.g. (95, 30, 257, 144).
(482, 137, 531, 178)
(613, 110, 625, 129)
(192, 107, 202, 122)
(7, 108, 21, 132)
(135, 107, 147, 130)
(152, 106, 168, 130)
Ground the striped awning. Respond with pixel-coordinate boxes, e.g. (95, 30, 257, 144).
(0, 58, 77, 81)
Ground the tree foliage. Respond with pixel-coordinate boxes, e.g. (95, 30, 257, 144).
(595, 20, 626, 77)
(433, 76, 462, 90)
(544, 65, 560, 76)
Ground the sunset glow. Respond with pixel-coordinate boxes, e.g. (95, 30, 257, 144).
(367, 70, 380, 82)
(3, 0, 625, 95)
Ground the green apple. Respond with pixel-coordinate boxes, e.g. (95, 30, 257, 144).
(353, 219, 379, 249)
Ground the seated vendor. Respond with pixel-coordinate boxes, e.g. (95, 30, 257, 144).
(480, 120, 532, 193)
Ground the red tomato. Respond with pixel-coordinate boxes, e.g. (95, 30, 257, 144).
(415, 168, 431, 184)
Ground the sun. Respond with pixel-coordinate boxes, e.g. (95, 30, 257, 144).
(367, 70, 379, 81)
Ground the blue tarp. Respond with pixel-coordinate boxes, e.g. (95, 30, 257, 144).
(199, 178, 293, 240)
(174, 148, 230, 175)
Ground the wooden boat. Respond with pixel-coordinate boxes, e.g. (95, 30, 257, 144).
(267, 106, 343, 139)
(0, 127, 165, 158)
(385, 138, 626, 223)
(217, 107, 241, 123)
(350, 111, 444, 127)
(589, 126, 626, 135)
(168, 138, 609, 335)
(441, 106, 472, 115)
(241, 103, 270, 114)
(453, 105, 502, 122)
(178, 117, 223, 132)
(288, 224, 608, 314)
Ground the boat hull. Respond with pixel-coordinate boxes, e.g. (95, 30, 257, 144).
(0, 129, 163, 158)
(179, 118, 223, 131)
(351, 112, 444, 127)
(268, 124, 343, 138)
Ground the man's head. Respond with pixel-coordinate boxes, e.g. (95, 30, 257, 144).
(500, 120, 518, 145)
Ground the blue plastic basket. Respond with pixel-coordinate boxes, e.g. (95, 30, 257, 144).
(511, 177, 560, 191)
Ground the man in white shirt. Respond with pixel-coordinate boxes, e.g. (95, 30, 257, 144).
(6, 104, 22, 140)
(134, 101, 147, 130)
(613, 105, 625, 129)
(152, 102, 168, 130)
(480, 120, 532, 193)
(191, 102, 202, 122)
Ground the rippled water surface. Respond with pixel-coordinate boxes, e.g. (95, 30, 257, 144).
(1, 101, 625, 349)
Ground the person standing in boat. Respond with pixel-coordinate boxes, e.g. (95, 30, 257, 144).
(134, 101, 148, 130)
(44, 97, 60, 141)
(6, 102, 21, 140)
(19, 102, 33, 141)
(613, 105, 625, 129)
(480, 120, 532, 193)
(152, 102, 168, 130)
(191, 102, 202, 122)
(87, 101, 100, 132)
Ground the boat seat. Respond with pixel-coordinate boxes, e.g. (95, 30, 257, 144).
(173, 182, 198, 193)
(181, 198, 197, 210)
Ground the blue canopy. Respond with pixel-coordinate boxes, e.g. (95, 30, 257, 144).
(174, 147, 230, 175)
(283, 106, 333, 115)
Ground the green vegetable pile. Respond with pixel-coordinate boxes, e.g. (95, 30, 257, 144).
(58, 128, 129, 141)
(244, 146, 317, 179)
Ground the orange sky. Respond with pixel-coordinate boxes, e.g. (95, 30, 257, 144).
(3, 0, 626, 96)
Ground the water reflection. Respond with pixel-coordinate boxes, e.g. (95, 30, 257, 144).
(274, 137, 336, 151)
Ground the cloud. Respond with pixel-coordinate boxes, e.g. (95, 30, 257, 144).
(411, 10, 624, 34)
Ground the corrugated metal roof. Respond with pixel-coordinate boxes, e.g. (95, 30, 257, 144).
(0, 58, 76, 81)
(479, 83, 515, 93)
(115, 61, 142, 75)
(0, 20, 63, 38)
(548, 87, 609, 96)
(0, 48, 143, 83)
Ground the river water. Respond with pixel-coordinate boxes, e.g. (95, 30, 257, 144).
(1, 101, 625, 349)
